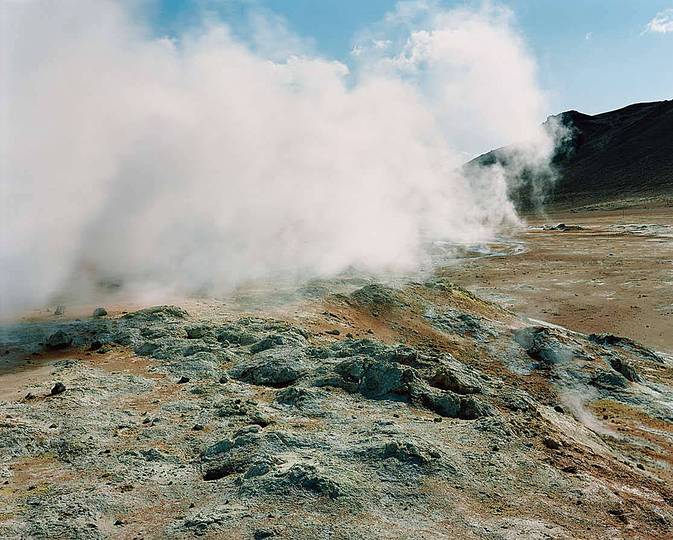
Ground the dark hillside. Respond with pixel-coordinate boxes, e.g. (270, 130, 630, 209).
(469, 100, 673, 209)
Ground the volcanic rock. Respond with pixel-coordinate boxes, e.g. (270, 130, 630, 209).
(50, 382, 66, 395)
(45, 330, 72, 350)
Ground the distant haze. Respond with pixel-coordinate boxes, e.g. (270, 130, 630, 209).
(0, 1, 558, 314)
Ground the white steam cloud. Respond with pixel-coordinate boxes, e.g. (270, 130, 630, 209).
(645, 8, 673, 34)
(0, 1, 555, 314)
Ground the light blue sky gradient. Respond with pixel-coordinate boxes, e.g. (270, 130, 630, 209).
(149, 0, 673, 119)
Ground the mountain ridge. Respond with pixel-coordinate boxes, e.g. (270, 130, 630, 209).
(469, 99, 673, 209)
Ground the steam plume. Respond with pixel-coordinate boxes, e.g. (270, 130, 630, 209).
(0, 1, 557, 314)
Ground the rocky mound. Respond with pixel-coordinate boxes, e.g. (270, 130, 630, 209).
(1, 280, 672, 538)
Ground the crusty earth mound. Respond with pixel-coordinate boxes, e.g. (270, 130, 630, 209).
(1, 279, 672, 539)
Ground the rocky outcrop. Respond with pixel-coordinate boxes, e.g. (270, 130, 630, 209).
(1, 285, 672, 539)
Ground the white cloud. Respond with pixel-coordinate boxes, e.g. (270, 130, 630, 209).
(585, 32, 592, 41)
(645, 8, 673, 33)
(0, 1, 559, 314)
(372, 39, 392, 50)
(352, 3, 550, 154)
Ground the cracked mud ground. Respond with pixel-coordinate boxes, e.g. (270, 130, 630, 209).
(1, 210, 673, 539)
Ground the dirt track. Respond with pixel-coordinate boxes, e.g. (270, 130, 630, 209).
(443, 207, 673, 354)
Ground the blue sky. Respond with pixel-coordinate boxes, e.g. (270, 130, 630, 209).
(150, 0, 673, 119)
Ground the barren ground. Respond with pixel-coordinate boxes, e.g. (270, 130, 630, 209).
(444, 207, 673, 354)
(1, 208, 672, 539)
